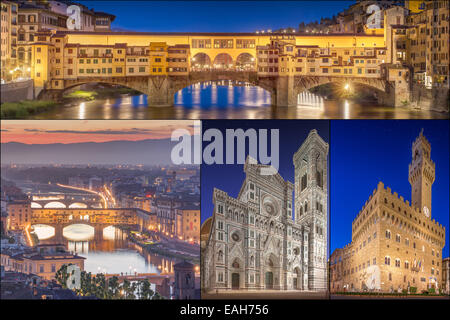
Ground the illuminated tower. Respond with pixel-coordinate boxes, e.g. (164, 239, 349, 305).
(408, 129, 435, 217)
(293, 129, 329, 291)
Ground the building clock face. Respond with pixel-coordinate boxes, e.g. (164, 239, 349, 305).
(423, 206, 430, 218)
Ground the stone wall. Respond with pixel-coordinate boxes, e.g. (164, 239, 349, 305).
(410, 83, 450, 113)
(0, 80, 34, 103)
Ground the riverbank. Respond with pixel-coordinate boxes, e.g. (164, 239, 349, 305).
(119, 226, 199, 264)
(62, 87, 141, 104)
(0, 100, 57, 119)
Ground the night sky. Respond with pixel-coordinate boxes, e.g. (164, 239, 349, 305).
(77, 1, 353, 32)
(200, 119, 330, 223)
(330, 120, 450, 259)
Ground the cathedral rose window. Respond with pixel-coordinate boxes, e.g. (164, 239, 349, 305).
(231, 232, 240, 242)
(262, 195, 279, 217)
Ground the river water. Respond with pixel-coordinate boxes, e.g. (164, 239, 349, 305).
(33, 224, 175, 275)
(16, 181, 176, 276)
(32, 82, 449, 119)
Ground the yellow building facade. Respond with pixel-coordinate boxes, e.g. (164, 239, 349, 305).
(30, 30, 387, 91)
(1, 244, 85, 280)
(1, 0, 18, 80)
(330, 131, 446, 294)
(7, 200, 32, 231)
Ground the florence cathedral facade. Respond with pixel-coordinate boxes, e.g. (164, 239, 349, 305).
(201, 129, 329, 292)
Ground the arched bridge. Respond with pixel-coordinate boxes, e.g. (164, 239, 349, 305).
(40, 69, 408, 108)
(31, 199, 102, 209)
(31, 208, 139, 227)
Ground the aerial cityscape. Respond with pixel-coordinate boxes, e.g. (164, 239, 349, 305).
(1, 120, 201, 299)
(0, 0, 448, 119)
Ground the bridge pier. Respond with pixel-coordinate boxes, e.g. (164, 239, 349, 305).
(53, 225, 64, 243)
(377, 80, 411, 108)
(273, 76, 298, 108)
(147, 76, 174, 107)
(94, 224, 104, 241)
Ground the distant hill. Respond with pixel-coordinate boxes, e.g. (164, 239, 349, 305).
(1, 138, 193, 165)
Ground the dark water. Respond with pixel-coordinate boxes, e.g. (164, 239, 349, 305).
(32, 82, 449, 119)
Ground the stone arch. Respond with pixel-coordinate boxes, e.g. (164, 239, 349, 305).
(295, 76, 387, 98)
(68, 202, 88, 209)
(292, 266, 302, 289)
(191, 52, 212, 71)
(31, 202, 42, 208)
(235, 53, 256, 71)
(212, 53, 234, 70)
(62, 80, 148, 96)
(44, 201, 66, 208)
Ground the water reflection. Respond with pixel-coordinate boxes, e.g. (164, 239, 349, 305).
(33, 224, 175, 275)
(32, 81, 449, 120)
(63, 224, 94, 241)
(33, 224, 55, 240)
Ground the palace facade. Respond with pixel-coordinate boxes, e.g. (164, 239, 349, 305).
(329, 131, 446, 293)
(201, 129, 329, 292)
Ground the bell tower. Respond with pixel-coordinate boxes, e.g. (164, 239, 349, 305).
(293, 129, 329, 291)
(408, 129, 435, 218)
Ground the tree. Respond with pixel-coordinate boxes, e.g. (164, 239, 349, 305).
(138, 280, 154, 299)
(55, 264, 71, 289)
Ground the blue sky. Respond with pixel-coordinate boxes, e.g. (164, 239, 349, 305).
(78, 1, 353, 32)
(330, 120, 450, 258)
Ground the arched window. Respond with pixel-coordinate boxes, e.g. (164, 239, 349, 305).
(385, 256, 390, 265)
(395, 258, 401, 267)
(385, 230, 391, 239)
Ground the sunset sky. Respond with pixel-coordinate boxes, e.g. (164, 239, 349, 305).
(1, 120, 198, 144)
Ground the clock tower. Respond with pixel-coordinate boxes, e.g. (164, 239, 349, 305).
(408, 129, 435, 217)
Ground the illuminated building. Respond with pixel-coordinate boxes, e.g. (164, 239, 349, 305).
(1, 244, 85, 280)
(201, 130, 329, 292)
(1, 1, 18, 81)
(330, 131, 446, 293)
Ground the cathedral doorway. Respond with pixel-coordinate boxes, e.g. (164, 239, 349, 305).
(293, 267, 301, 289)
(265, 272, 274, 289)
(231, 273, 240, 289)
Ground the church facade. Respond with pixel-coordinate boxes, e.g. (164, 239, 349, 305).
(201, 129, 329, 292)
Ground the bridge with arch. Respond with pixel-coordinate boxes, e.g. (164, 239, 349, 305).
(31, 207, 140, 241)
(33, 30, 412, 108)
(41, 70, 405, 108)
(31, 199, 102, 209)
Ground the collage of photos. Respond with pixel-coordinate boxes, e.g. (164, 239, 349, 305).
(0, 0, 449, 309)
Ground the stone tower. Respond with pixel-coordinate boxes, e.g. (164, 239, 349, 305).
(293, 129, 329, 291)
(408, 129, 435, 217)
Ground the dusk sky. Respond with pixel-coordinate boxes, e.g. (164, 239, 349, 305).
(331, 120, 450, 258)
(1, 120, 196, 144)
(77, 1, 353, 32)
